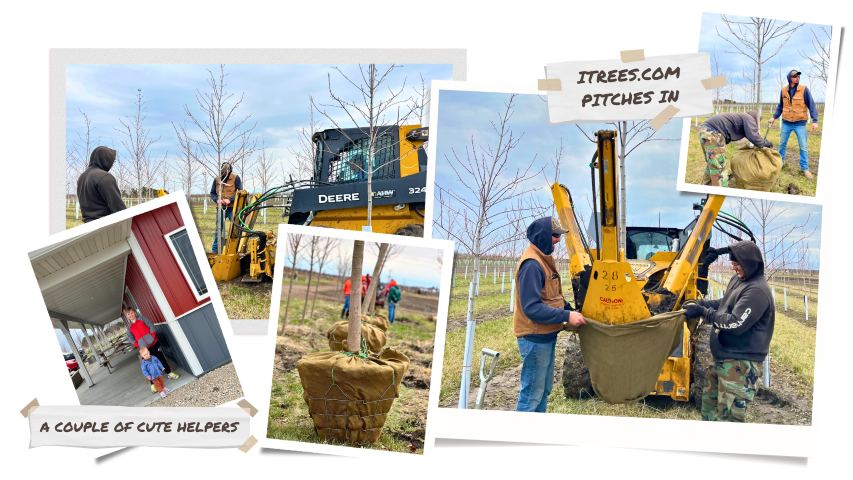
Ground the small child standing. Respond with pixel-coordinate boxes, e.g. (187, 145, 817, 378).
(140, 347, 171, 398)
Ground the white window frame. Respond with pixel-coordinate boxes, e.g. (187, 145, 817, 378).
(163, 226, 210, 302)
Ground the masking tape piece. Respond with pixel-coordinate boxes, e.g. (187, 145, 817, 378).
(20, 398, 39, 418)
(650, 105, 681, 131)
(620, 49, 645, 63)
(238, 435, 258, 453)
(237, 399, 258, 418)
(538, 79, 562, 91)
(701, 75, 727, 90)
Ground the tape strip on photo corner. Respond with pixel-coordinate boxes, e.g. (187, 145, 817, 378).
(237, 399, 258, 417)
(538, 79, 562, 91)
(20, 398, 39, 418)
(701, 75, 727, 90)
(620, 49, 645, 63)
(650, 105, 681, 131)
(238, 435, 258, 453)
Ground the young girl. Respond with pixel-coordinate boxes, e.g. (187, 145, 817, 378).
(140, 347, 171, 398)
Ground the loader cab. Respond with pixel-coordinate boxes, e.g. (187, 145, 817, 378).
(625, 227, 682, 261)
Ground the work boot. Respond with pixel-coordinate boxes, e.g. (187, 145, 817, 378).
(340, 307, 346, 318)
(801, 170, 814, 180)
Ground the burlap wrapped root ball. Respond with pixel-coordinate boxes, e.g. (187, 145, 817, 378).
(296, 349, 410, 444)
(730, 145, 783, 191)
(362, 314, 389, 332)
(327, 321, 387, 353)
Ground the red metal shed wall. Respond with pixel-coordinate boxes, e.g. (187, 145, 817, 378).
(131, 203, 209, 317)
(124, 254, 167, 325)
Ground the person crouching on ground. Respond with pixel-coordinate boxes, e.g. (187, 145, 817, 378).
(684, 241, 775, 422)
(387, 280, 402, 324)
(140, 347, 171, 398)
(513, 217, 587, 413)
(699, 111, 773, 187)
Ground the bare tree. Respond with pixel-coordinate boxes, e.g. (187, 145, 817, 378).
(183, 65, 258, 255)
(311, 64, 416, 229)
(253, 136, 277, 221)
(800, 26, 831, 100)
(744, 199, 815, 281)
(279, 233, 304, 335)
(434, 94, 541, 305)
(363, 243, 390, 315)
(115, 89, 166, 203)
(710, 45, 729, 106)
(300, 235, 321, 323)
(67, 108, 101, 197)
(347, 240, 365, 352)
(288, 101, 323, 181)
(310, 237, 339, 318)
(172, 120, 201, 205)
(333, 243, 353, 301)
(716, 15, 804, 105)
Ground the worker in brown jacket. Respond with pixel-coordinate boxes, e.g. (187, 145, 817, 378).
(769, 69, 820, 179)
(513, 217, 586, 412)
(209, 162, 242, 254)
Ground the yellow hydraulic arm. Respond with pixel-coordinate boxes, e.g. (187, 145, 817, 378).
(552, 183, 592, 278)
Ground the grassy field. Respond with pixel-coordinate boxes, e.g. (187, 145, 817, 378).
(684, 111, 824, 197)
(441, 273, 817, 422)
(269, 295, 436, 454)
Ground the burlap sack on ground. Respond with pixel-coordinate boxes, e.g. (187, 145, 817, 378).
(362, 314, 390, 332)
(327, 321, 387, 353)
(297, 349, 409, 444)
(577, 310, 689, 404)
(730, 146, 783, 191)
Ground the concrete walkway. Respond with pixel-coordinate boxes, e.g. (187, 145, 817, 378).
(75, 348, 196, 407)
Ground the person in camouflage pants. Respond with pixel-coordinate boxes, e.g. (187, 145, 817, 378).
(701, 359, 763, 422)
(699, 125, 729, 187)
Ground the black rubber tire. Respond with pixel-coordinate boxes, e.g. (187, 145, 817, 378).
(394, 224, 425, 237)
(690, 322, 714, 410)
(562, 337, 594, 399)
(287, 211, 311, 225)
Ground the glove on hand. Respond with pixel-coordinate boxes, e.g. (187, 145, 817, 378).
(704, 246, 730, 265)
(765, 141, 774, 149)
(684, 303, 704, 319)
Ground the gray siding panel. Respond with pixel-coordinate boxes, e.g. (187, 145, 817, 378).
(177, 303, 232, 373)
(152, 323, 191, 374)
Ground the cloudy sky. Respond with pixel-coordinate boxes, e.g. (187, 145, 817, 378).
(432, 90, 822, 266)
(66, 63, 453, 194)
(698, 12, 832, 102)
(290, 237, 443, 289)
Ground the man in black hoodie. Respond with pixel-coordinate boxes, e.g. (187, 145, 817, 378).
(684, 241, 774, 422)
(512, 217, 586, 412)
(77, 146, 127, 223)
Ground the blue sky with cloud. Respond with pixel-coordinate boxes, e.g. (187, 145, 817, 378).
(433, 90, 822, 265)
(698, 12, 832, 102)
(66, 63, 453, 194)
(291, 239, 443, 289)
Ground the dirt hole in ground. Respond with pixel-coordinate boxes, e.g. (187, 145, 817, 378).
(276, 346, 303, 372)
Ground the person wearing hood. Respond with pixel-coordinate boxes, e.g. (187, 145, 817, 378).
(770, 69, 820, 180)
(77, 146, 128, 223)
(210, 162, 242, 254)
(513, 217, 587, 413)
(699, 111, 774, 187)
(684, 241, 775, 422)
(387, 280, 401, 324)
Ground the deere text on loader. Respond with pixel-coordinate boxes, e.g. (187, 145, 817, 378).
(286, 125, 428, 235)
(554, 130, 755, 406)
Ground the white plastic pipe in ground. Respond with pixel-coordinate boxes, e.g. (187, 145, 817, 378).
(465, 265, 467, 279)
(510, 279, 516, 312)
(501, 272, 505, 293)
(204, 197, 207, 214)
(764, 355, 770, 388)
(784, 287, 787, 311)
(459, 282, 476, 409)
(805, 296, 809, 321)
(772, 287, 776, 302)
(75, 202, 80, 219)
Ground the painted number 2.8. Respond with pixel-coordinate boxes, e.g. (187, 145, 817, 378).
(408, 187, 426, 194)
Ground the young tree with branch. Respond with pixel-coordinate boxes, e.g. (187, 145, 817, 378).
(716, 15, 804, 105)
(172, 120, 201, 205)
(312, 64, 415, 229)
(362, 243, 390, 315)
(333, 243, 353, 302)
(279, 233, 304, 335)
(347, 240, 365, 352)
(299, 235, 321, 323)
(309, 237, 339, 318)
(115, 89, 166, 203)
(288, 101, 323, 181)
(183, 65, 257, 255)
(799, 27, 831, 98)
(743, 199, 815, 281)
(67, 108, 101, 197)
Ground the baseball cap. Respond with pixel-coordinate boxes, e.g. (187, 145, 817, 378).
(790, 70, 802, 77)
(551, 217, 569, 234)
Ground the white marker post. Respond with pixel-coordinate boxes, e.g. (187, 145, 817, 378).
(204, 197, 207, 214)
(805, 296, 809, 321)
(75, 201, 80, 219)
(510, 279, 516, 312)
(501, 272, 505, 293)
(459, 282, 476, 409)
(465, 265, 468, 280)
(784, 287, 787, 311)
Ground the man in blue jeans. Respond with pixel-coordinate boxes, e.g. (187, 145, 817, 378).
(513, 217, 587, 412)
(210, 162, 242, 254)
(770, 69, 819, 180)
(387, 280, 401, 323)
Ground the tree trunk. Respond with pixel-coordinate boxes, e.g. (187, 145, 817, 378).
(310, 265, 324, 318)
(347, 241, 365, 352)
(363, 243, 390, 315)
(300, 263, 315, 324)
(280, 263, 298, 336)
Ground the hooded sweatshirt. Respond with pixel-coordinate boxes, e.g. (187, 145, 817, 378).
(516, 217, 573, 343)
(76, 146, 127, 223)
(696, 241, 775, 362)
(388, 281, 401, 303)
(702, 111, 772, 148)
(772, 71, 819, 126)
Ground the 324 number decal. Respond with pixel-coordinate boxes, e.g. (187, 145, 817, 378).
(408, 187, 426, 194)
